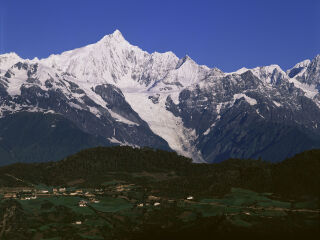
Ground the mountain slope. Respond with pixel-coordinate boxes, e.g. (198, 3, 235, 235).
(0, 112, 113, 165)
(0, 29, 320, 163)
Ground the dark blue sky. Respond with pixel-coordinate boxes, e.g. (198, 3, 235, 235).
(0, 0, 319, 71)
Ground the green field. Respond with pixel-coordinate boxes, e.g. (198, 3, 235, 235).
(183, 188, 293, 219)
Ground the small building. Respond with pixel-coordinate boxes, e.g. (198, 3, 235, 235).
(3, 193, 17, 199)
(59, 188, 66, 193)
(154, 202, 160, 206)
(94, 189, 103, 193)
(78, 200, 87, 207)
(22, 188, 33, 193)
(85, 192, 95, 197)
(186, 196, 194, 200)
(148, 195, 160, 201)
(21, 197, 31, 200)
(75, 221, 82, 225)
(137, 203, 144, 207)
(116, 185, 125, 192)
(89, 198, 99, 203)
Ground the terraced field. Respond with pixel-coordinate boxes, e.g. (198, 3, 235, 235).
(1, 186, 318, 239)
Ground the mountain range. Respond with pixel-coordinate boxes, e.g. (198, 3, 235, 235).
(0, 29, 320, 164)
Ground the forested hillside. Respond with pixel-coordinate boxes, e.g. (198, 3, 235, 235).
(0, 146, 319, 198)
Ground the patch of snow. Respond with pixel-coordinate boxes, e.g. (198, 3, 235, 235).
(0, 53, 22, 73)
(288, 78, 318, 98)
(169, 91, 180, 105)
(88, 106, 102, 118)
(251, 64, 287, 85)
(233, 93, 257, 105)
(256, 109, 264, 118)
(203, 128, 210, 135)
(68, 102, 83, 110)
(107, 137, 140, 148)
(107, 137, 123, 144)
(203, 121, 219, 136)
(292, 59, 311, 69)
(44, 110, 56, 114)
(216, 103, 223, 114)
(6, 68, 27, 96)
(226, 67, 249, 75)
(108, 109, 139, 126)
(273, 101, 281, 107)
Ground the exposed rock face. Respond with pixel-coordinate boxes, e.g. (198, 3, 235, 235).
(0, 29, 320, 163)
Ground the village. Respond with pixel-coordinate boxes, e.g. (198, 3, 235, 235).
(0, 184, 195, 209)
(0, 186, 102, 205)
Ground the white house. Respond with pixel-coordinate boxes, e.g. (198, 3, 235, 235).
(78, 200, 87, 207)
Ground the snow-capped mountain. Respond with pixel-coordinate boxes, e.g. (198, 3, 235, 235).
(1, 29, 320, 164)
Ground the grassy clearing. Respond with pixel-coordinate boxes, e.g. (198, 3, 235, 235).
(79, 234, 104, 240)
(188, 188, 294, 219)
(84, 219, 109, 227)
(230, 215, 253, 227)
(186, 203, 225, 217)
(200, 188, 291, 209)
(18, 195, 133, 217)
(178, 211, 197, 222)
(102, 180, 124, 186)
(27, 196, 95, 215)
(294, 200, 319, 209)
(257, 200, 290, 208)
(42, 238, 61, 240)
(259, 210, 287, 217)
(18, 198, 45, 212)
(92, 197, 132, 213)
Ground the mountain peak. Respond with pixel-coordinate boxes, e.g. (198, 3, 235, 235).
(0, 52, 21, 59)
(176, 55, 197, 69)
(291, 59, 311, 69)
(255, 64, 284, 74)
(183, 54, 192, 60)
(234, 67, 249, 74)
(99, 29, 126, 43)
(111, 29, 123, 38)
(0, 52, 22, 70)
